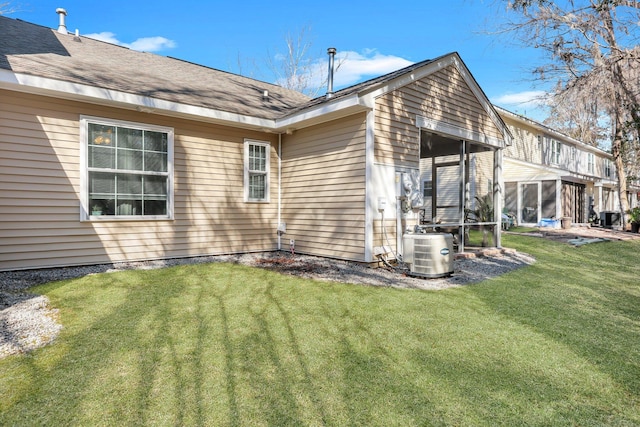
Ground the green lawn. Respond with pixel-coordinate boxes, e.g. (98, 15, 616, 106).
(1, 234, 639, 426)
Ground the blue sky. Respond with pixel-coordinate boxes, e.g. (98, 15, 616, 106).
(8, 0, 551, 120)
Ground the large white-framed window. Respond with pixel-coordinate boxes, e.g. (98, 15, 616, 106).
(80, 116, 174, 221)
(587, 152, 595, 174)
(244, 139, 270, 202)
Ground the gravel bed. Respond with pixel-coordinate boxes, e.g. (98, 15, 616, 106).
(1, 249, 534, 359)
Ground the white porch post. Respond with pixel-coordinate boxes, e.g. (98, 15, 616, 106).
(459, 140, 466, 253)
(494, 148, 503, 248)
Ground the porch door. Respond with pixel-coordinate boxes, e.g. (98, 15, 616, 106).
(521, 183, 539, 224)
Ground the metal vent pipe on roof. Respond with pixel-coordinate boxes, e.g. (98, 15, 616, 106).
(326, 47, 336, 99)
(56, 8, 68, 34)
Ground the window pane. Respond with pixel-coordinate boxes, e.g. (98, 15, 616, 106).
(89, 124, 115, 146)
(144, 199, 167, 216)
(117, 174, 143, 196)
(145, 152, 167, 172)
(89, 145, 115, 168)
(144, 176, 167, 195)
(117, 149, 144, 171)
(117, 199, 142, 215)
(117, 127, 143, 149)
(145, 131, 167, 152)
(249, 173, 266, 200)
(90, 172, 115, 195)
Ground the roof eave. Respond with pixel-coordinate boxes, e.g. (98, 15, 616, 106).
(274, 94, 372, 132)
(0, 69, 277, 131)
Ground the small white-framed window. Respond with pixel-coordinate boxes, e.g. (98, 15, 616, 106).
(551, 139, 561, 164)
(422, 179, 433, 198)
(588, 153, 595, 174)
(80, 116, 174, 221)
(244, 140, 270, 202)
(604, 158, 612, 178)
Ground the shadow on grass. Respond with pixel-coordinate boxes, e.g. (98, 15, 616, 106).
(2, 244, 639, 425)
(469, 234, 640, 398)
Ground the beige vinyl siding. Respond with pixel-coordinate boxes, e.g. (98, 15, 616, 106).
(281, 113, 367, 261)
(1, 90, 279, 270)
(502, 118, 542, 164)
(375, 65, 503, 166)
(372, 218, 398, 257)
(473, 150, 495, 199)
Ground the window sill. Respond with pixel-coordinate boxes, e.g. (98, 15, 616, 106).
(83, 215, 175, 222)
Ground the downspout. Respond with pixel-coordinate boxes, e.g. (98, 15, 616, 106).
(364, 109, 375, 262)
(278, 133, 282, 251)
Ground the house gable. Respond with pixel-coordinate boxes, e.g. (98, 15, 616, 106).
(373, 60, 507, 167)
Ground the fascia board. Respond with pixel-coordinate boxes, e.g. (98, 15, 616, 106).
(0, 69, 276, 130)
(274, 94, 371, 130)
(359, 55, 456, 101)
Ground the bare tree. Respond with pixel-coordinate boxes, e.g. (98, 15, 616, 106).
(543, 82, 608, 146)
(264, 26, 338, 97)
(499, 0, 640, 224)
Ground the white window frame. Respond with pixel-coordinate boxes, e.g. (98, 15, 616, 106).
(604, 158, 612, 178)
(422, 179, 433, 198)
(551, 139, 561, 165)
(588, 153, 595, 174)
(80, 116, 174, 221)
(244, 139, 270, 203)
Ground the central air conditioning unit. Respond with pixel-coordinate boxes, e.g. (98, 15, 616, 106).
(402, 233, 454, 278)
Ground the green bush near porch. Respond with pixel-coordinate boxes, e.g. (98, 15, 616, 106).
(1, 234, 639, 426)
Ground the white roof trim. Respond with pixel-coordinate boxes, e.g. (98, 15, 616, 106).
(360, 56, 456, 101)
(274, 95, 371, 129)
(416, 114, 505, 148)
(0, 69, 276, 129)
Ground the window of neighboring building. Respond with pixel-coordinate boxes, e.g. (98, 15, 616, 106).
(423, 179, 433, 198)
(588, 153, 595, 174)
(244, 140, 270, 202)
(81, 117, 173, 220)
(604, 158, 612, 178)
(551, 139, 561, 164)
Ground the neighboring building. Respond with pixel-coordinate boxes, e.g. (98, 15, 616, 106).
(0, 13, 510, 271)
(497, 107, 625, 227)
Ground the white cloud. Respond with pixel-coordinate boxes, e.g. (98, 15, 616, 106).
(84, 32, 176, 52)
(275, 49, 414, 95)
(492, 90, 549, 108)
(333, 50, 414, 88)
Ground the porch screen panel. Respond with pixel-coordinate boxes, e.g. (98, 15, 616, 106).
(436, 165, 460, 222)
(522, 183, 539, 223)
(541, 180, 556, 218)
(505, 182, 517, 215)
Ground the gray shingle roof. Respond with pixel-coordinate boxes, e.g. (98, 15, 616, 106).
(0, 16, 311, 119)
